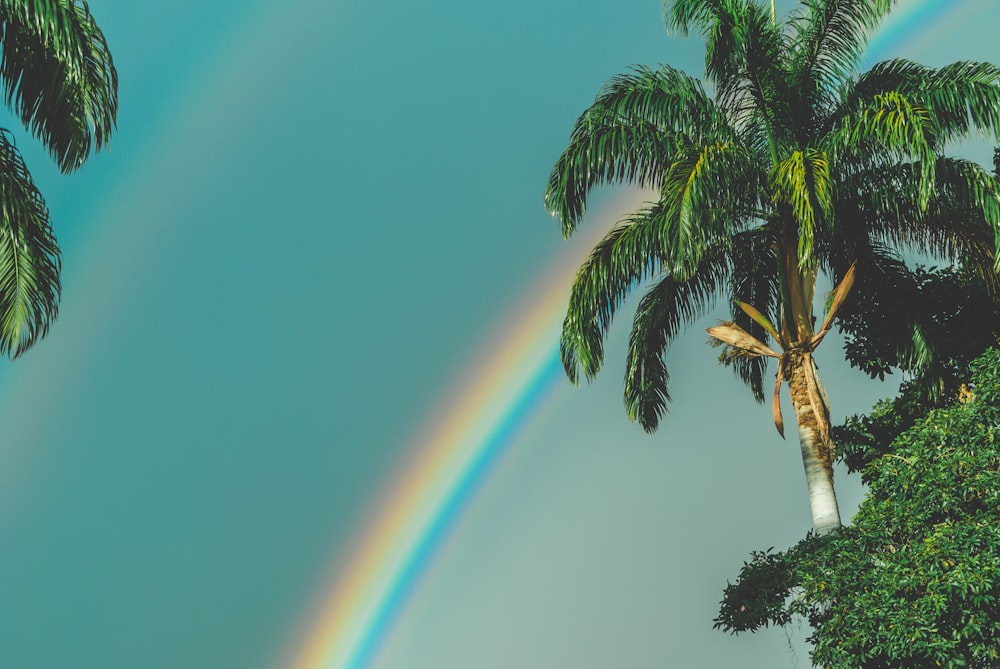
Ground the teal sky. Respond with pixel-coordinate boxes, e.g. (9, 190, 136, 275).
(0, 1, 997, 668)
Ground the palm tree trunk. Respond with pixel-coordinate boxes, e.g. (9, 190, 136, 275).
(785, 348, 842, 534)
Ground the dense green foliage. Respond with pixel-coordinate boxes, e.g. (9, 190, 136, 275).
(834, 151, 1000, 404)
(716, 347, 1000, 668)
(839, 265, 1000, 394)
(0, 1, 117, 356)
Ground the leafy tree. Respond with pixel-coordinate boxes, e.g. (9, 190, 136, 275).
(0, 1, 117, 356)
(716, 346, 1000, 668)
(544, 0, 1000, 533)
(834, 148, 1000, 404)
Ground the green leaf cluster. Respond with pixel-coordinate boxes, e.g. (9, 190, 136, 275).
(837, 264, 1000, 410)
(716, 347, 1000, 668)
(0, 0, 117, 357)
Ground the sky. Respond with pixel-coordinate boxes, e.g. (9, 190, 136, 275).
(0, 1, 997, 668)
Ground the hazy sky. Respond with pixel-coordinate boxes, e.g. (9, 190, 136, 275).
(0, 1, 996, 668)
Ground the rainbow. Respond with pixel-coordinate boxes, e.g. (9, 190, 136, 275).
(284, 2, 974, 667)
(282, 189, 646, 669)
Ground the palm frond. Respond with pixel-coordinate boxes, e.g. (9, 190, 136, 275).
(832, 59, 1000, 147)
(0, 0, 118, 172)
(895, 158, 1000, 270)
(624, 247, 729, 431)
(834, 157, 999, 271)
(788, 0, 894, 111)
(666, 0, 788, 144)
(811, 262, 856, 349)
(665, 0, 728, 37)
(560, 205, 667, 383)
(707, 321, 781, 357)
(545, 65, 731, 235)
(771, 147, 833, 265)
(901, 60, 1000, 146)
(822, 90, 937, 205)
(0, 129, 59, 357)
(658, 139, 761, 275)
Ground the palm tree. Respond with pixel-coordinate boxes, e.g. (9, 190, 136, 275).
(0, 1, 117, 357)
(544, 0, 1000, 534)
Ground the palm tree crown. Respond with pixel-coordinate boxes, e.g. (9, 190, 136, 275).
(0, 0, 117, 357)
(544, 0, 1000, 533)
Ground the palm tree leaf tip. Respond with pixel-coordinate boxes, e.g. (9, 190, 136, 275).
(0, 130, 59, 357)
(0, 0, 118, 172)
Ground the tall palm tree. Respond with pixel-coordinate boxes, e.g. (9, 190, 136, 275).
(544, 0, 1000, 534)
(0, 0, 117, 357)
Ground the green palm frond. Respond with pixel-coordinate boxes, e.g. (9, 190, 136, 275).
(560, 207, 667, 383)
(894, 159, 999, 268)
(0, 0, 118, 172)
(624, 248, 730, 431)
(771, 147, 833, 265)
(546, 122, 672, 236)
(665, 0, 729, 37)
(666, 1, 788, 142)
(789, 0, 893, 107)
(0, 129, 59, 357)
(834, 59, 1000, 146)
(838, 59, 938, 105)
(883, 60, 1000, 146)
(659, 139, 761, 275)
(589, 65, 732, 140)
(823, 90, 937, 204)
(545, 65, 731, 235)
(836, 157, 999, 270)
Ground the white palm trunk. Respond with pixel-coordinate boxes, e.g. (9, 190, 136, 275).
(786, 349, 842, 534)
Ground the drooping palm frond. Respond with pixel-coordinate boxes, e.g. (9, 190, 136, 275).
(657, 138, 761, 274)
(831, 59, 1000, 148)
(771, 147, 833, 264)
(0, 0, 118, 172)
(560, 206, 668, 383)
(624, 247, 730, 431)
(912, 61, 1000, 145)
(545, 65, 732, 235)
(665, 0, 728, 35)
(834, 157, 1000, 272)
(0, 129, 59, 357)
(822, 90, 937, 205)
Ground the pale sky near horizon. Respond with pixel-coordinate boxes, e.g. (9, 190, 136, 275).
(0, 1, 996, 668)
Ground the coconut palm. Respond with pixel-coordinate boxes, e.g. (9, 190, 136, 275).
(544, 0, 1000, 534)
(0, 0, 117, 357)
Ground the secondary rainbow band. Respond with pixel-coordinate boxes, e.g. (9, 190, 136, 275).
(287, 2, 962, 667)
